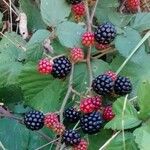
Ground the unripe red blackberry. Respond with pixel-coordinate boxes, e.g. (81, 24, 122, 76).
(72, 139, 88, 150)
(51, 56, 72, 79)
(52, 123, 65, 135)
(125, 0, 140, 12)
(44, 113, 59, 128)
(80, 96, 102, 114)
(64, 107, 81, 123)
(38, 58, 53, 74)
(95, 42, 110, 51)
(81, 32, 95, 47)
(94, 22, 116, 45)
(63, 130, 81, 146)
(105, 71, 117, 81)
(24, 110, 44, 130)
(70, 47, 84, 63)
(66, 0, 82, 5)
(114, 76, 132, 96)
(71, 2, 85, 16)
(80, 111, 103, 134)
(103, 106, 115, 121)
(92, 74, 114, 95)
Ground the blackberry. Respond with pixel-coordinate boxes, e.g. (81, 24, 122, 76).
(66, 0, 82, 5)
(92, 74, 114, 95)
(64, 107, 80, 123)
(24, 110, 44, 130)
(94, 22, 116, 44)
(51, 56, 72, 79)
(62, 130, 81, 146)
(80, 111, 103, 134)
(114, 76, 132, 96)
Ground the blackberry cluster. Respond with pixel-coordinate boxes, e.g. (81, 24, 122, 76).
(92, 74, 114, 95)
(114, 76, 132, 96)
(24, 110, 44, 130)
(80, 111, 103, 134)
(94, 22, 116, 45)
(64, 107, 80, 123)
(63, 130, 81, 146)
(51, 56, 72, 79)
(66, 0, 82, 5)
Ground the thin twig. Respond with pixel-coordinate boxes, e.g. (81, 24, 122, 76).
(116, 30, 150, 74)
(99, 131, 121, 150)
(35, 138, 59, 150)
(90, 0, 99, 23)
(9, 0, 12, 32)
(122, 95, 128, 150)
(71, 88, 81, 97)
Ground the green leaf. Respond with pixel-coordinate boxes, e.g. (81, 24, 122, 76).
(0, 118, 29, 150)
(133, 122, 150, 150)
(105, 98, 141, 130)
(115, 27, 146, 64)
(98, 0, 119, 8)
(19, 63, 67, 112)
(88, 129, 112, 150)
(107, 132, 138, 150)
(56, 21, 85, 48)
(26, 29, 50, 46)
(41, 0, 70, 27)
(19, 0, 46, 31)
(137, 79, 150, 120)
(132, 13, 150, 32)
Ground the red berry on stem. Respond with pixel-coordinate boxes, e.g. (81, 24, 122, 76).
(44, 113, 59, 128)
(81, 32, 95, 47)
(38, 58, 53, 74)
(103, 106, 115, 121)
(71, 2, 85, 16)
(52, 123, 65, 135)
(72, 139, 88, 150)
(70, 47, 84, 63)
(125, 0, 140, 12)
(80, 96, 102, 113)
(95, 42, 110, 51)
(105, 71, 117, 81)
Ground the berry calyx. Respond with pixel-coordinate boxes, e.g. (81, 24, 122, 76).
(105, 71, 117, 81)
(24, 110, 44, 130)
(72, 139, 88, 150)
(70, 47, 84, 63)
(114, 76, 132, 96)
(87, 0, 96, 6)
(94, 22, 116, 45)
(95, 42, 110, 51)
(71, 2, 85, 16)
(73, 14, 84, 22)
(64, 107, 81, 123)
(103, 106, 115, 121)
(51, 56, 72, 79)
(125, 0, 140, 12)
(80, 96, 102, 114)
(38, 58, 53, 74)
(63, 130, 81, 146)
(80, 111, 103, 134)
(44, 113, 59, 128)
(92, 74, 114, 95)
(81, 32, 95, 47)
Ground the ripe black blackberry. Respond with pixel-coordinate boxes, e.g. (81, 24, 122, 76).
(64, 107, 80, 123)
(51, 56, 72, 79)
(80, 111, 103, 134)
(94, 22, 116, 44)
(24, 110, 44, 130)
(66, 0, 82, 5)
(62, 130, 81, 146)
(114, 76, 132, 96)
(92, 74, 114, 95)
